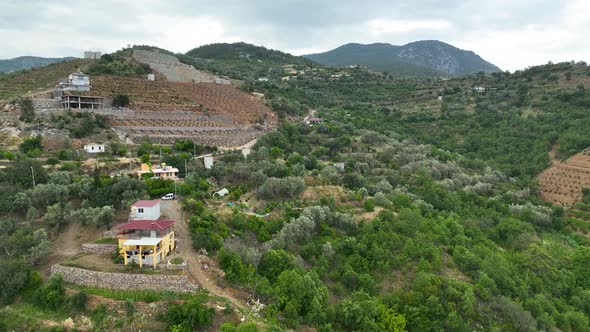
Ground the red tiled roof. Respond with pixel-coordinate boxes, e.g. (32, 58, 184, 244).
(132, 200, 160, 208)
(116, 219, 175, 230)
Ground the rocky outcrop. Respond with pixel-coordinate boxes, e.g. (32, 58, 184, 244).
(51, 265, 198, 293)
(133, 50, 218, 83)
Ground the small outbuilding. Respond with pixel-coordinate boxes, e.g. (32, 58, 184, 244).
(204, 156, 214, 169)
(214, 188, 229, 198)
(130, 200, 161, 220)
(83, 143, 105, 153)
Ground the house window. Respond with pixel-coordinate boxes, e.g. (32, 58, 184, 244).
(138, 208, 144, 213)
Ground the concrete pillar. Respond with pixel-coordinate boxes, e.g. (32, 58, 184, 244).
(123, 246, 128, 265)
(139, 245, 143, 268)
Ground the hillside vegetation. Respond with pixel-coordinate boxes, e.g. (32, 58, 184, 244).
(3, 41, 590, 331)
(180, 42, 314, 81)
(0, 56, 75, 74)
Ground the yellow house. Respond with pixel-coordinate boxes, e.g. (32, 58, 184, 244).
(116, 219, 176, 268)
(137, 163, 179, 180)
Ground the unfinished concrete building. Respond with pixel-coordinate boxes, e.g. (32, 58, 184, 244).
(84, 51, 102, 59)
(61, 95, 104, 109)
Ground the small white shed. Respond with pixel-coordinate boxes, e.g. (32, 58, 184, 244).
(84, 143, 105, 153)
(242, 148, 251, 158)
(204, 156, 214, 169)
(214, 188, 229, 197)
(147, 74, 155, 81)
(130, 200, 161, 220)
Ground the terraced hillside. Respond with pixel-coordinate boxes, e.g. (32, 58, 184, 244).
(90, 76, 274, 124)
(538, 148, 590, 206)
(0, 59, 92, 102)
(87, 75, 276, 147)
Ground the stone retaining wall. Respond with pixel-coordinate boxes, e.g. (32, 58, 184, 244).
(81, 243, 117, 254)
(51, 265, 198, 293)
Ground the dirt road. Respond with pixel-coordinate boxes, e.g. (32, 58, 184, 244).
(159, 200, 249, 312)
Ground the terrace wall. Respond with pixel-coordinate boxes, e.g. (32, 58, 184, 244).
(81, 243, 117, 254)
(51, 265, 198, 293)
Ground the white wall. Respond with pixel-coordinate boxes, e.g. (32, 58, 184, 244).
(84, 144, 104, 153)
(132, 203, 161, 220)
(204, 156, 214, 169)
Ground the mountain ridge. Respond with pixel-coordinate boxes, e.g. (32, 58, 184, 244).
(304, 40, 501, 77)
(0, 56, 75, 73)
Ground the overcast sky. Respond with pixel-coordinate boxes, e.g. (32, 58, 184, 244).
(1, 0, 588, 71)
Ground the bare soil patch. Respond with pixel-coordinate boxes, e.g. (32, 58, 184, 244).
(538, 146, 590, 206)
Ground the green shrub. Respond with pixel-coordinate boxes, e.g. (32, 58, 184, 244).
(46, 157, 59, 165)
(18, 97, 35, 122)
(70, 291, 87, 312)
(363, 199, 376, 212)
(161, 296, 215, 330)
(112, 94, 130, 108)
(19, 135, 43, 154)
(32, 274, 66, 310)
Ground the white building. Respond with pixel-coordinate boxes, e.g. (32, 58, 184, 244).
(84, 51, 102, 59)
(130, 200, 161, 220)
(214, 188, 229, 197)
(334, 162, 345, 172)
(63, 72, 91, 92)
(242, 148, 251, 158)
(147, 74, 155, 81)
(472, 86, 486, 93)
(83, 143, 105, 153)
(204, 156, 214, 169)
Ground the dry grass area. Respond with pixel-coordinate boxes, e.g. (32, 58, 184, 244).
(538, 148, 590, 206)
(302, 185, 347, 202)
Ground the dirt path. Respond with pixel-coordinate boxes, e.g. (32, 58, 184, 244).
(159, 201, 249, 313)
(41, 222, 103, 275)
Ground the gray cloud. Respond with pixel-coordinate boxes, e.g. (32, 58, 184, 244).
(0, 0, 587, 70)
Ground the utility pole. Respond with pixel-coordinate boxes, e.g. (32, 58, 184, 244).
(159, 146, 162, 161)
(184, 159, 187, 177)
(193, 141, 196, 158)
(30, 166, 36, 187)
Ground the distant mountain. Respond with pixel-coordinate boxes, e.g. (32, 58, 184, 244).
(304, 41, 501, 77)
(0, 56, 75, 73)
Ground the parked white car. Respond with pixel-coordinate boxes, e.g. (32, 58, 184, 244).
(161, 193, 175, 200)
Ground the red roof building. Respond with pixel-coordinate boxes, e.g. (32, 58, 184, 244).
(116, 219, 175, 231)
(132, 200, 160, 208)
